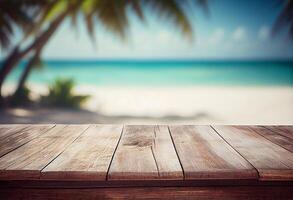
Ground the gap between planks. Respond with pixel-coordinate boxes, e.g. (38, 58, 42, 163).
(167, 126, 186, 180)
(210, 125, 260, 179)
(0, 125, 293, 182)
(41, 125, 124, 180)
(107, 125, 184, 180)
(212, 125, 293, 181)
(105, 125, 124, 181)
(0, 125, 56, 158)
(39, 125, 91, 175)
(0, 125, 89, 180)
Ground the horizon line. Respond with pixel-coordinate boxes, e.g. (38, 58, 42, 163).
(1, 58, 293, 62)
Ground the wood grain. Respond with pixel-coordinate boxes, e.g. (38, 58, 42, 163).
(41, 125, 123, 180)
(0, 124, 19, 138)
(0, 124, 292, 186)
(169, 125, 257, 180)
(213, 125, 293, 181)
(252, 126, 293, 152)
(265, 126, 293, 140)
(0, 125, 54, 157)
(0, 125, 29, 140)
(0, 125, 89, 180)
(108, 125, 183, 180)
(152, 125, 183, 179)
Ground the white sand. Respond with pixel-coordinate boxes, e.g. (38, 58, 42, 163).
(2, 84, 293, 124)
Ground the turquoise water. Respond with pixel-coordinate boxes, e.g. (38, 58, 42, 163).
(5, 60, 293, 86)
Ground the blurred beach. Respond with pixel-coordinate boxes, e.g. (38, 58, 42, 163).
(2, 84, 293, 124)
(1, 0, 293, 125)
(1, 60, 293, 124)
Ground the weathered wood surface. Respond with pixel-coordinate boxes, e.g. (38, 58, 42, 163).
(213, 125, 293, 181)
(0, 125, 54, 157)
(169, 125, 257, 180)
(265, 126, 293, 140)
(0, 125, 88, 179)
(0, 124, 293, 199)
(0, 125, 28, 140)
(42, 125, 123, 180)
(0, 125, 292, 182)
(108, 125, 183, 180)
(253, 126, 293, 152)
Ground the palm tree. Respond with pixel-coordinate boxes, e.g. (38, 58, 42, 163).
(0, 0, 51, 105)
(11, 0, 79, 101)
(0, 0, 208, 105)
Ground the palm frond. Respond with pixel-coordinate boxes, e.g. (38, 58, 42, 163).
(27, 0, 71, 34)
(273, 0, 293, 39)
(141, 0, 195, 40)
(0, 0, 45, 49)
(81, 0, 206, 42)
(95, 0, 129, 39)
(1, 0, 207, 49)
(129, 0, 145, 21)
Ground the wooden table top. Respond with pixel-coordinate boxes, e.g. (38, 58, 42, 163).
(0, 124, 293, 183)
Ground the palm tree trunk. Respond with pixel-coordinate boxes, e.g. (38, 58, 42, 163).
(11, 1, 84, 100)
(13, 51, 41, 98)
(0, 47, 26, 106)
(0, 11, 68, 106)
(12, 11, 65, 98)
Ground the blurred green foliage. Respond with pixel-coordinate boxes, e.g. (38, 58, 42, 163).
(9, 86, 32, 107)
(40, 78, 90, 108)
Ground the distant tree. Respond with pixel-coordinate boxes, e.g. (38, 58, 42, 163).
(0, 0, 208, 106)
(40, 78, 90, 108)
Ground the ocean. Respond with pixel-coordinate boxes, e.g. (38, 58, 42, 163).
(5, 60, 293, 86)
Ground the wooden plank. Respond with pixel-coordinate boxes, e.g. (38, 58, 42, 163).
(252, 126, 293, 152)
(0, 125, 89, 180)
(0, 125, 54, 158)
(1, 186, 293, 200)
(265, 126, 293, 140)
(109, 125, 182, 180)
(108, 125, 158, 180)
(169, 125, 257, 180)
(153, 125, 183, 179)
(41, 125, 123, 180)
(213, 125, 293, 181)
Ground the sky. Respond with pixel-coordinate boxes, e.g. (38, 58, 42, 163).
(2, 0, 293, 60)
